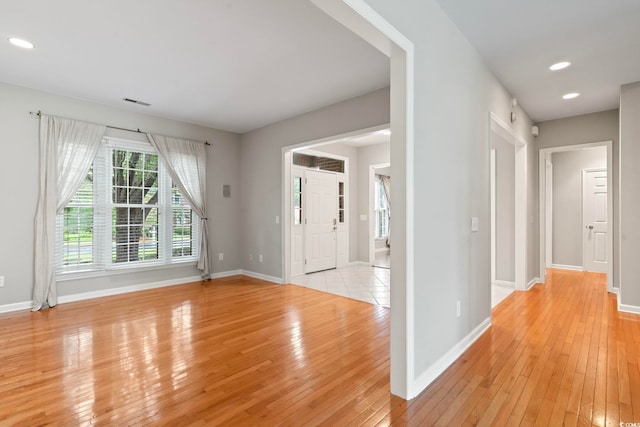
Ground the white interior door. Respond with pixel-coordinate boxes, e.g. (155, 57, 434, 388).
(305, 170, 337, 273)
(583, 169, 608, 273)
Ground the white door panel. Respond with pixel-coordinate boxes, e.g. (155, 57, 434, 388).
(584, 169, 608, 273)
(305, 170, 337, 273)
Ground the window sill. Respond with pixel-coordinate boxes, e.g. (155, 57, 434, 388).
(56, 259, 198, 282)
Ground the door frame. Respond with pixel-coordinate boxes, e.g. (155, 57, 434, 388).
(282, 124, 389, 285)
(369, 162, 391, 265)
(490, 149, 496, 285)
(538, 141, 613, 291)
(284, 147, 351, 279)
(490, 113, 528, 291)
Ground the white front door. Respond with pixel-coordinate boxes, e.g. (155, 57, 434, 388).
(305, 170, 337, 273)
(583, 169, 608, 273)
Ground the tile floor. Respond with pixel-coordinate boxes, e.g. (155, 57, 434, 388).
(292, 265, 512, 310)
(290, 264, 390, 307)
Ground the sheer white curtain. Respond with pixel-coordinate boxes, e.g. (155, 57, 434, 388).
(33, 115, 106, 310)
(147, 133, 210, 278)
(380, 175, 391, 247)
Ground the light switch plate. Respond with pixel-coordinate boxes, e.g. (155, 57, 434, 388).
(471, 217, 479, 232)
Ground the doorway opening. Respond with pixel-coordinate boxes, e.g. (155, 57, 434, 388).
(489, 113, 527, 304)
(283, 126, 391, 306)
(538, 141, 613, 291)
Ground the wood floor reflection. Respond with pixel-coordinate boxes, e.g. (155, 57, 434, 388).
(1, 270, 639, 425)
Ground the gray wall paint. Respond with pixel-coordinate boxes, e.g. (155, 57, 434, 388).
(361, 0, 535, 378)
(239, 88, 390, 277)
(551, 148, 606, 267)
(620, 82, 640, 307)
(537, 109, 619, 283)
(0, 82, 241, 306)
(492, 135, 515, 283)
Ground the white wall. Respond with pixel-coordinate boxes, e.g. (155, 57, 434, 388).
(352, 0, 536, 386)
(551, 148, 606, 268)
(537, 109, 619, 283)
(620, 82, 640, 309)
(0, 82, 241, 306)
(239, 87, 390, 278)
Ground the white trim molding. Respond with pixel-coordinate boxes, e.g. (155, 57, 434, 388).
(527, 277, 541, 290)
(58, 275, 203, 304)
(0, 301, 33, 314)
(493, 280, 515, 289)
(410, 317, 491, 399)
(241, 270, 284, 285)
(618, 302, 640, 315)
(550, 264, 584, 272)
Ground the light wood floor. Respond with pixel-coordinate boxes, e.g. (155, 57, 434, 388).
(0, 270, 638, 425)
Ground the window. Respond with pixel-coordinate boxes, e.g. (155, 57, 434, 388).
(375, 180, 389, 238)
(60, 168, 97, 268)
(293, 176, 303, 225)
(338, 181, 345, 223)
(56, 138, 199, 273)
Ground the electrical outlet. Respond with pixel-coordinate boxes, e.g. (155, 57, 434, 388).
(218, 253, 224, 261)
(0, 276, 4, 287)
(259, 254, 263, 263)
(275, 215, 280, 224)
(456, 301, 461, 318)
(249, 254, 253, 261)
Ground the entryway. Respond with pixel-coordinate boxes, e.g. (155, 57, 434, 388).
(283, 125, 391, 306)
(538, 142, 613, 290)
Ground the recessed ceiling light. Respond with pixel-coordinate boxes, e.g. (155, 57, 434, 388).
(562, 92, 580, 100)
(549, 61, 571, 71)
(8, 37, 34, 49)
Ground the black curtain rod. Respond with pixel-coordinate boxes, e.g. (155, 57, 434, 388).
(29, 110, 210, 146)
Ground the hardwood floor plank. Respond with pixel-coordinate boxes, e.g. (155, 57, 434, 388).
(1, 270, 639, 425)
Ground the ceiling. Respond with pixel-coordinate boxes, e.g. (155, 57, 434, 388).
(0, 0, 390, 134)
(4, 1, 637, 132)
(435, 0, 640, 123)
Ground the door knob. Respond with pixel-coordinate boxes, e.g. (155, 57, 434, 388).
(586, 225, 593, 230)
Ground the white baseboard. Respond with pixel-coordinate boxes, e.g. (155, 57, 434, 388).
(550, 264, 584, 271)
(0, 300, 33, 314)
(493, 280, 515, 289)
(349, 261, 370, 266)
(210, 269, 243, 279)
(410, 317, 491, 399)
(240, 270, 283, 284)
(526, 277, 541, 290)
(618, 303, 640, 315)
(0, 271, 279, 315)
(58, 275, 203, 304)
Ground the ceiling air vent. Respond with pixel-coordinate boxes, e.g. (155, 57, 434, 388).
(123, 97, 151, 107)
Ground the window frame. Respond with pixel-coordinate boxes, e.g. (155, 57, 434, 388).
(56, 137, 200, 277)
(374, 180, 389, 239)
